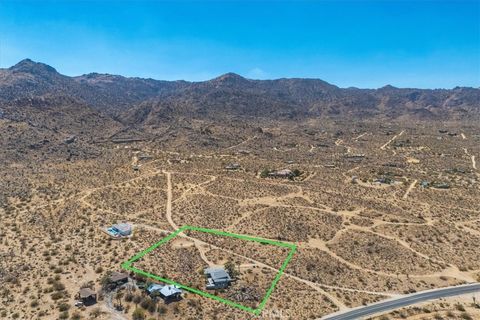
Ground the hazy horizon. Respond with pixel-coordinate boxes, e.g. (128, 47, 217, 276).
(1, 1, 479, 89)
(5, 57, 480, 91)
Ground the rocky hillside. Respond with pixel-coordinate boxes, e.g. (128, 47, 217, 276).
(1, 59, 479, 126)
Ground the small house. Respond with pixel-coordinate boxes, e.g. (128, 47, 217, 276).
(107, 223, 132, 237)
(77, 288, 97, 305)
(268, 169, 294, 179)
(159, 285, 182, 301)
(147, 284, 164, 296)
(225, 163, 241, 171)
(432, 182, 450, 189)
(138, 153, 153, 161)
(147, 284, 182, 301)
(420, 181, 430, 188)
(109, 272, 129, 286)
(374, 177, 393, 184)
(204, 267, 233, 290)
(64, 135, 77, 144)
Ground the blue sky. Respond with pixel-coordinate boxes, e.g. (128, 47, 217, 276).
(0, 0, 478, 88)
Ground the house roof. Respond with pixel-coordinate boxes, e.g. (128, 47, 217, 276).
(112, 223, 132, 233)
(147, 284, 164, 293)
(79, 288, 96, 299)
(270, 169, 293, 176)
(204, 267, 232, 282)
(160, 285, 182, 297)
(109, 272, 128, 282)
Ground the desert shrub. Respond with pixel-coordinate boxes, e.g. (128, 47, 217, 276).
(461, 313, 473, 320)
(456, 303, 466, 312)
(51, 291, 64, 300)
(132, 308, 145, 320)
(125, 293, 134, 302)
(71, 311, 81, 320)
(58, 302, 70, 311)
(90, 308, 102, 318)
(133, 295, 142, 304)
(53, 281, 65, 291)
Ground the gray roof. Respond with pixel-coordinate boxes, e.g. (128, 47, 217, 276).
(160, 285, 182, 297)
(147, 284, 164, 294)
(112, 223, 132, 233)
(204, 267, 232, 282)
(109, 272, 128, 282)
(79, 288, 96, 299)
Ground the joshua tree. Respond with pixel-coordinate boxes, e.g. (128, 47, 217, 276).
(224, 260, 240, 279)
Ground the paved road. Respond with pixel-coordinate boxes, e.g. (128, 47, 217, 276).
(322, 283, 480, 320)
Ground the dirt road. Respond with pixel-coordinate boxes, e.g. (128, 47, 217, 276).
(402, 180, 417, 199)
(380, 130, 405, 150)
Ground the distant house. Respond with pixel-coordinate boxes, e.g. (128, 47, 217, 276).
(268, 169, 294, 179)
(107, 223, 132, 237)
(77, 288, 97, 305)
(374, 177, 393, 184)
(204, 267, 233, 290)
(64, 135, 77, 144)
(109, 272, 129, 286)
(420, 181, 430, 188)
(432, 182, 450, 189)
(138, 153, 153, 161)
(344, 154, 365, 159)
(225, 163, 241, 171)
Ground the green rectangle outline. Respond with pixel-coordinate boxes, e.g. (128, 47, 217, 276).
(121, 225, 297, 315)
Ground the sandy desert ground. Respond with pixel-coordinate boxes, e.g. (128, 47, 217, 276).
(1, 120, 479, 319)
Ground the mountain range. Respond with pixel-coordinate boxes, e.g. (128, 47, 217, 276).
(0, 59, 478, 144)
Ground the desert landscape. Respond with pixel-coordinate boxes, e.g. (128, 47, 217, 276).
(0, 59, 479, 320)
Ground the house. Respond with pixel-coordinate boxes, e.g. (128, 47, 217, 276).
(147, 284, 164, 296)
(109, 272, 129, 286)
(268, 169, 294, 179)
(225, 163, 241, 170)
(77, 288, 97, 305)
(420, 181, 430, 188)
(138, 153, 153, 161)
(204, 267, 233, 290)
(147, 284, 182, 301)
(374, 177, 393, 184)
(64, 135, 77, 144)
(107, 223, 132, 237)
(344, 154, 365, 159)
(432, 182, 450, 189)
(159, 285, 182, 300)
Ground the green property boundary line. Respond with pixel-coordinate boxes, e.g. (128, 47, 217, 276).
(121, 225, 297, 315)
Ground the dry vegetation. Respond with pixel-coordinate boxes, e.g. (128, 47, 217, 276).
(1, 120, 479, 319)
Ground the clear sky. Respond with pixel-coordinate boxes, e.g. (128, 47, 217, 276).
(0, 0, 479, 88)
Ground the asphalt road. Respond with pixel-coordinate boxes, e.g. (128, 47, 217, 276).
(322, 283, 480, 320)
